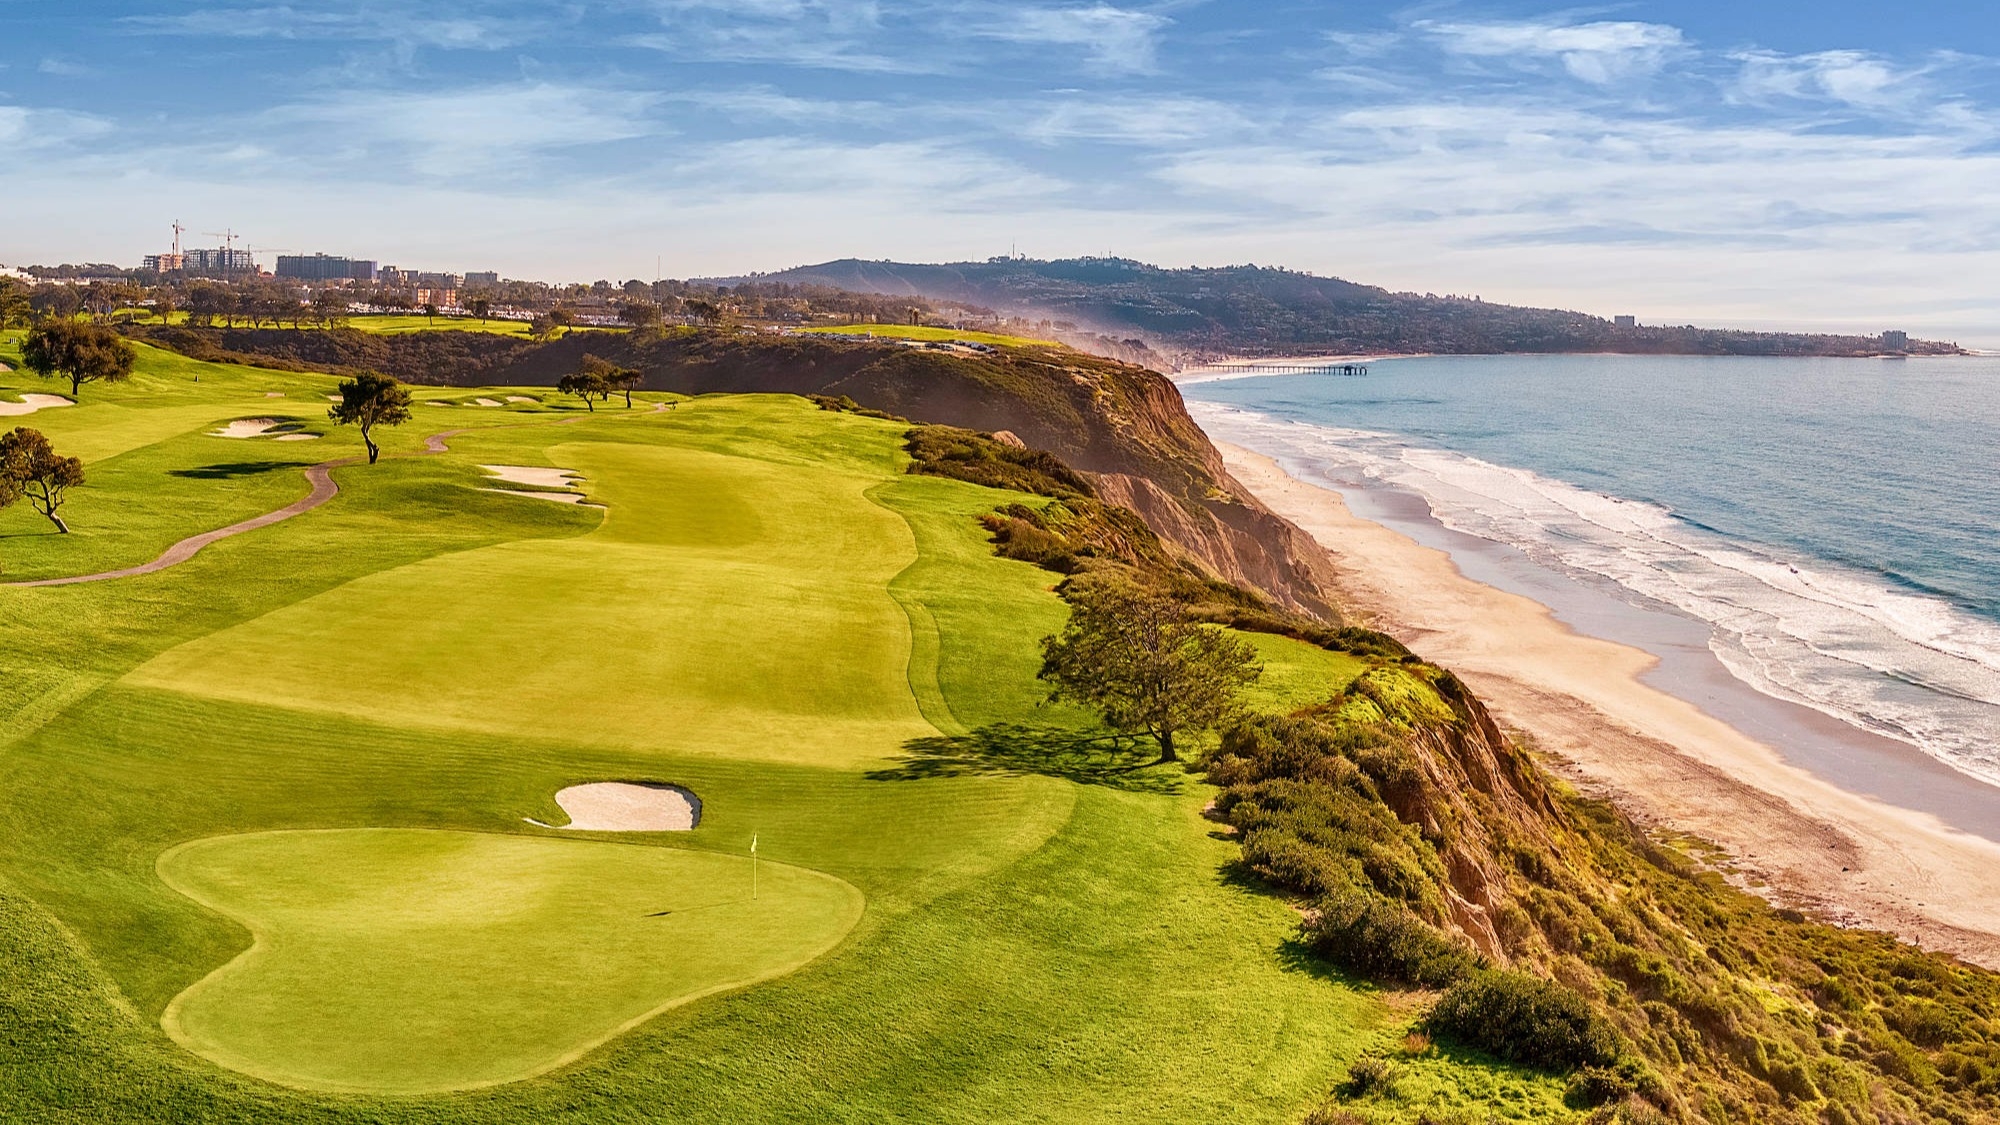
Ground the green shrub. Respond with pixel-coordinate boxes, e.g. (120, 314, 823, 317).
(1344, 1055, 1400, 1098)
(1301, 891, 1482, 988)
(1425, 970, 1621, 1071)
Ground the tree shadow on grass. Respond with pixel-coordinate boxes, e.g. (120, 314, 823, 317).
(168, 461, 298, 479)
(867, 724, 1184, 793)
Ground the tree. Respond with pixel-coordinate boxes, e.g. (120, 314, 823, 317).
(1038, 579, 1262, 762)
(577, 353, 642, 407)
(184, 283, 231, 327)
(558, 357, 613, 411)
(0, 428, 85, 534)
(617, 302, 661, 332)
(467, 296, 492, 322)
(20, 319, 136, 398)
(311, 288, 349, 328)
(327, 371, 412, 464)
(0, 279, 29, 330)
(422, 302, 439, 324)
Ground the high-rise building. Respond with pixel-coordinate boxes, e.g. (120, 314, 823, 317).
(464, 271, 500, 286)
(1614, 315, 1637, 329)
(142, 253, 187, 272)
(277, 254, 378, 282)
(1881, 330, 1909, 351)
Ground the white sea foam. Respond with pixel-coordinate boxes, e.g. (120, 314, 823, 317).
(1193, 401, 2000, 788)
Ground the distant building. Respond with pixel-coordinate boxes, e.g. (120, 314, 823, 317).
(463, 271, 499, 286)
(1614, 315, 1637, 329)
(183, 248, 257, 275)
(1881, 330, 1909, 351)
(142, 253, 187, 273)
(277, 253, 378, 282)
(413, 287, 459, 308)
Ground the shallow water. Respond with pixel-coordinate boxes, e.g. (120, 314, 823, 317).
(1184, 354, 2000, 797)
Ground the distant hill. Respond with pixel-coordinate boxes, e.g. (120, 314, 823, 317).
(720, 257, 1956, 362)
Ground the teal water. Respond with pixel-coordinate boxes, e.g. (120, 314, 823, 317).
(1183, 354, 2000, 790)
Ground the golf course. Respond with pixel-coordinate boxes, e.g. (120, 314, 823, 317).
(0, 331, 1578, 1122)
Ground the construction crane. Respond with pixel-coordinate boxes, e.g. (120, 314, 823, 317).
(171, 220, 185, 257)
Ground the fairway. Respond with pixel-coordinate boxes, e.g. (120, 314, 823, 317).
(159, 829, 862, 1093)
(126, 436, 934, 767)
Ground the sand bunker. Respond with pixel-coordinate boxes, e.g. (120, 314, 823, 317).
(473, 398, 504, 407)
(265, 391, 286, 398)
(212, 418, 291, 439)
(481, 464, 583, 489)
(0, 393, 74, 417)
(505, 395, 537, 403)
(424, 401, 455, 407)
(494, 489, 593, 505)
(546, 782, 701, 832)
(273, 433, 320, 442)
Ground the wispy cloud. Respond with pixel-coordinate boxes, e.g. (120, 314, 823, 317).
(969, 4, 1170, 75)
(1417, 18, 1688, 85)
(262, 83, 665, 178)
(122, 4, 553, 55)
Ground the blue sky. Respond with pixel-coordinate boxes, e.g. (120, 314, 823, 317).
(5, 2, 1998, 338)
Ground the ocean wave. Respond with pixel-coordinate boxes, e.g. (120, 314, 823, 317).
(1193, 402, 2000, 789)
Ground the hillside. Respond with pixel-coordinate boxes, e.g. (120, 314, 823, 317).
(724, 258, 1958, 362)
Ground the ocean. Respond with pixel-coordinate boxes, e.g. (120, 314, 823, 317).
(1182, 354, 2000, 799)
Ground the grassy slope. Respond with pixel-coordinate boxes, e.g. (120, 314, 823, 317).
(0, 341, 1570, 1122)
(801, 324, 1060, 348)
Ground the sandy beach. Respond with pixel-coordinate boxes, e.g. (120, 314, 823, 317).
(1220, 441, 2000, 967)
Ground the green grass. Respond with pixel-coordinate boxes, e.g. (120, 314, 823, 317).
(159, 829, 863, 1093)
(800, 324, 1061, 348)
(0, 337, 1575, 1122)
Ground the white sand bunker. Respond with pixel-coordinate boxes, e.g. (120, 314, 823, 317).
(212, 418, 290, 439)
(265, 391, 286, 398)
(0, 393, 75, 417)
(424, 400, 455, 407)
(505, 395, 537, 403)
(494, 489, 593, 504)
(274, 432, 320, 442)
(481, 464, 582, 489)
(473, 397, 504, 407)
(542, 782, 701, 832)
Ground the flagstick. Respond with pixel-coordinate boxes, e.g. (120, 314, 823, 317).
(751, 832, 759, 900)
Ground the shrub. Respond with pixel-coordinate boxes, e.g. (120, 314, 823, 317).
(1301, 890, 1482, 989)
(1344, 1055, 1400, 1098)
(1568, 1066, 1635, 1108)
(1425, 970, 1621, 1071)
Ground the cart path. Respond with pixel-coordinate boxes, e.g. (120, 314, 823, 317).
(7, 411, 622, 589)
(7, 427, 475, 588)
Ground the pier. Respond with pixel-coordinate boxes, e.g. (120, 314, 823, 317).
(1183, 360, 1371, 377)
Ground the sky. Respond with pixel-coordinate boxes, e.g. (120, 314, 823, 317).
(5, 1, 2000, 341)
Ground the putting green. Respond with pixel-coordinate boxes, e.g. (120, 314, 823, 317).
(125, 439, 934, 767)
(158, 829, 863, 1093)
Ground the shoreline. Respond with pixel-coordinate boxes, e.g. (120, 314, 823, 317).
(1216, 439, 2000, 967)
